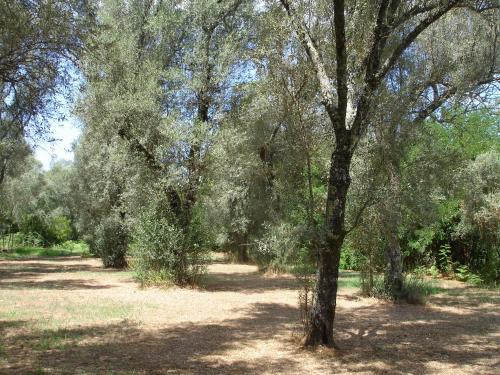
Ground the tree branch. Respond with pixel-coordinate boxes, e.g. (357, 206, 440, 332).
(117, 125, 162, 173)
(279, 0, 339, 128)
(375, 1, 461, 83)
(333, 0, 348, 123)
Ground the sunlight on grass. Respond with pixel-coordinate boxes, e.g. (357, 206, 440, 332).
(0, 246, 75, 259)
(0, 241, 90, 259)
(338, 271, 361, 289)
(0, 296, 154, 332)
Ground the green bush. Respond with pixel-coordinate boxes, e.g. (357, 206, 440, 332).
(456, 264, 484, 286)
(361, 273, 439, 305)
(94, 216, 128, 268)
(429, 264, 440, 278)
(22, 232, 44, 247)
(339, 241, 366, 270)
(360, 273, 389, 298)
(403, 276, 440, 305)
(251, 223, 303, 272)
(47, 216, 73, 244)
(437, 244, 453, 275)
(17, 214, 73, 245)
(18, 214, 50, 244)
(0, 232, 44, 248)
(52, 240, 90, 255)
(131, 207, 208, 286)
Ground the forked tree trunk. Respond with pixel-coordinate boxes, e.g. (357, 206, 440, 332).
(305, 132, 352, 347)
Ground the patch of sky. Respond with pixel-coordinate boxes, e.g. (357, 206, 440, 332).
(33, 64, 84, 170)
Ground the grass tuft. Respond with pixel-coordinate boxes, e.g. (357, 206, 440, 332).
(402, 276, 442, 305)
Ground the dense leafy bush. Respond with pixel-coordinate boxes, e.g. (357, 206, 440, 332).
(131, 206, 208, 286)
(47, 216, 73, 244)
(455, 265, 484, 286)
(16, 214, 73, 246)
(94, 215, 128, 268)
(18, 214, 50, 244)
(251, 223, 304, 272)
(339, 241, 367, 270)
(0, 232, 44, 249)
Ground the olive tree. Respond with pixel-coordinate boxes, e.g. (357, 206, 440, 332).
(274, 0, 498, 346)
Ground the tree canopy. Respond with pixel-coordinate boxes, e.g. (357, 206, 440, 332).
(1, 0, 499, 349)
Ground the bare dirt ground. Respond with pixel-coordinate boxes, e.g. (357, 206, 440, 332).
(0, 256, 498, 374)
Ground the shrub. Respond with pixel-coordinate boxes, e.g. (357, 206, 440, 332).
(429, 264, 440, 278)
(0, 232, 44, 248)
(456, 264, 484, 286)
(403, 276, 440, 305)
(291, 248, 317, 336)
(131, 207, 208, 286)
(18, 214, 51, 244)
(437, 243, 453, 275)
(23, 232, 44, 247)
(339, 241, 366, 270)
(94, 215, 128, 268)
(360, 273, 389, 298)
(361, 273, 439, 305)
(251, 223, 303, 272)
(47, 216, 73, 244)
(52, 240, 90, 255)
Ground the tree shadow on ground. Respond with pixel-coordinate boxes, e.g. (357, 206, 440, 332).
(0, 262, 102, 276)
(0, 261, 126, 276)
(1, 258, 498, 374)
(201, 269, 361, 295)
(0, 279, 114, 290)
(2, 303, 302, 374)
(0, 260, 124, 290)
(201, 270, 299, 294)
(431, 287, 500, 307)
(332, 287, 500, 373)
(2, 290, 498, 374)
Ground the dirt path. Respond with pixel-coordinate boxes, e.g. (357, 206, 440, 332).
(0, 256, 498, 374)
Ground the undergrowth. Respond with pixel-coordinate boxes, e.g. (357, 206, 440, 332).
(0, 241, 90, 259)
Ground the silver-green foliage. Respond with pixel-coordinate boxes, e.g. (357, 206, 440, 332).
(94, 215, 128, 268)
(131, 204, 208, 286)
(252, 223, 303, 272)
(455, 150, 500, 283)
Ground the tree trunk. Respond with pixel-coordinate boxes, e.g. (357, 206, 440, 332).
(305, 152, 315, 229)
(236, 244, 249, 263)
(227, 231, 248, 263)
(0, 159, 7, 186)
(384, 161, 404, 297)
(305, 132, 352, 347)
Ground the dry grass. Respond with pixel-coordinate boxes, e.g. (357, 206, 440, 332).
(0, 255, 498, 374)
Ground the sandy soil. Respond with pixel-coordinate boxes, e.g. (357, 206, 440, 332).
(0, 256, 498, 374)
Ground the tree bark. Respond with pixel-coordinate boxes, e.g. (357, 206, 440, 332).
(384, 160, 404, 297)
(0, 159, 6, 186)
(305, 131, 352, 347)
(305, 152, 315, 229)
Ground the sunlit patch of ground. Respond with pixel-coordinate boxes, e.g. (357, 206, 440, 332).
(0, 256, 498, 374)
